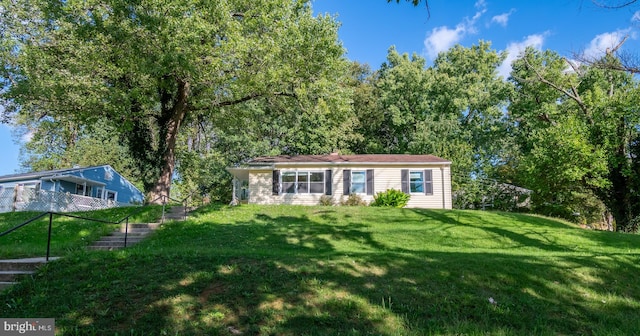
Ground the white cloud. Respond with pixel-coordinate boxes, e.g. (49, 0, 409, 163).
(491, 9, 515, 27)
(632, 11, 640, 22)
(423, 1, 487, 59)
(583, 29, 632, 59)
(424, 25, 467, 59)
(497, 34, 546, 79)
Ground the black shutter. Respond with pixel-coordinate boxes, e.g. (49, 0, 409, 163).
(366, 169, 374, 195)
(343, 169, 351, 195)
(401, 169, 409, 193)
(272, 170, 280, 195)
(424, 169, 433, 195)
(325, 170, 332, 195)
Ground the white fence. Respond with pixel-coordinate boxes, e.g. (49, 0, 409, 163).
(0, 188, 131, 213)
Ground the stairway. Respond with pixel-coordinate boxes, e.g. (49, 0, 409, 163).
(0, 257, 58, 292)
(86, 205, 191, 251)
(86, 222, 160, 251)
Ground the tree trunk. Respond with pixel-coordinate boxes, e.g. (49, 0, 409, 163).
(148, 80, 190, 205)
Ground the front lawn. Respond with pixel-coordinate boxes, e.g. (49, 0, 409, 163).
(2, 204, 640, 335)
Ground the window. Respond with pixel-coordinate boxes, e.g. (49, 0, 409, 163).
(309, 172, 324, 193)
(273, 170, 332, 195)
(410, 171, 424, 193)
(106, 190, 117, 201)
(282, 172, 297, 194)
(281, 171, 325, 194)
(350, 171, 366, 194)
(402, 169, 433, 195)
(343, 169, 374, 195)
(75, 184, 92, 196)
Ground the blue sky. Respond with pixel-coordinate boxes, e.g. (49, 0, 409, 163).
(1, 0, 639, 176)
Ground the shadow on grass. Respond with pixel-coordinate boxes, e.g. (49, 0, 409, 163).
(2, 208, 640, 335)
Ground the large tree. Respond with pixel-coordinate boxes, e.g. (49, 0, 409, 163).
(508, 47, 640, 231)
(351, 43, 510, 179)
(0, 0, 349, 202)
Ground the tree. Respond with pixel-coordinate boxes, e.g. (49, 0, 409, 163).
(351, 43, 510, 181)
(0, 0, 349, 203)
(15, 117, 143, 190)
(508, 47, 640, 231)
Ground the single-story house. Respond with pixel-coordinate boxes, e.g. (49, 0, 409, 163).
(227, 154, 452, 209)
(0, 165, 144, 212)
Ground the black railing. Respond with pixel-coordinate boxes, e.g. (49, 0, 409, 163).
(157, 190, 199, 223)
(0, 191, 200, 262)
(1, 211, 127, 262)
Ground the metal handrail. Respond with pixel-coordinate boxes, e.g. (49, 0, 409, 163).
(0, 211, 121, 261)
(0, 191, 201, 261)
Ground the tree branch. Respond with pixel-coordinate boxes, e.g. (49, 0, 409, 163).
(523, 55, 593, 124)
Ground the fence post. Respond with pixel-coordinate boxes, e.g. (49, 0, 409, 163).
(124, 217, 129, 248)
(12, 186, 18, 212)
(161, 195, 166, 224)
(46, 212, 53, 262)
(183, 197, 188, 220)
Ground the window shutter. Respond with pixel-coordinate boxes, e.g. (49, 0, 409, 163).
(272, 170, 280, 195)
(424, 169, 433, 195)
(343, 169, 351, 195)
(366, 169, 374, 195)
(401, 169, 409, 193)
(325, 170, 332, 195)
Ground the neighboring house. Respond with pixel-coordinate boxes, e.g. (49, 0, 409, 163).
(227, 154, 452, 209)
(0, 165, 144, 213)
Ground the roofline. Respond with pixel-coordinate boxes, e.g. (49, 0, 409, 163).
(251, 161, 451, 167)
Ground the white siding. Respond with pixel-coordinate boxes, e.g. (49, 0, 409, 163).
(247, 164, 452, 209)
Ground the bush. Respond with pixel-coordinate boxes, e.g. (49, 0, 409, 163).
(318, 195, 335, 206)
(370, 189, 410, 208)
(340, 194, 367, 206)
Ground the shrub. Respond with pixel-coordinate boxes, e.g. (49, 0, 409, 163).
(370, 189, 410, 208)
(318, 195, 335, 206)
(340, 194, 367, 206)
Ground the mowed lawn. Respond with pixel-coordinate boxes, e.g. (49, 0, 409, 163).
(2, 204, 640, 335)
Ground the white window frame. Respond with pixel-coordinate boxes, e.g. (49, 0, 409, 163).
(350, 170, 367, 194)
(281, 171, 325, 194)
(106, 190, 117, 201)
(409, 171, 424, 194)
(75, 184, 92, 196)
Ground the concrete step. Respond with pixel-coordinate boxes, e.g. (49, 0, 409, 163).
(97, 235, 146, 242)
(90, 240, 144, 247)
(0, 259, 52, 271)
(0, 282, 16, 291)
(0, 257, 58, 292)
(86, 245, 128, 251)
(86, 222, 160, 251)
(0, 270, 34, 282)
(118, 227, 152, 233)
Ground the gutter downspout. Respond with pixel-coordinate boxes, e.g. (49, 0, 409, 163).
(441, 166, 446, 209)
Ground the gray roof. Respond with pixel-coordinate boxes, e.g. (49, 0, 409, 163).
(249, 154, 451, 165)
(0, 165, 108, 183)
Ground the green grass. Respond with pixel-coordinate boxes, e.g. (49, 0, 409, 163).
(0, 206, 163, 259)
(2, 204, 640, 335)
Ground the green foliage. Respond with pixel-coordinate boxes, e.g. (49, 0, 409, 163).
(349, 43, 511, 180)
(508, 48, 640, 231)
(0, 0, 351, 199)
(318, 195, 335, 206)
(3, 205, 640, 335)
(340, 194, 367, 206)
(370, 189, 410, 208)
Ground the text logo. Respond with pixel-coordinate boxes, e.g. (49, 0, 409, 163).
(0, 319, 54, 336)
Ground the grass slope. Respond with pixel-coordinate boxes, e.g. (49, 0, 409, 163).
(1, 204, 640, 335)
